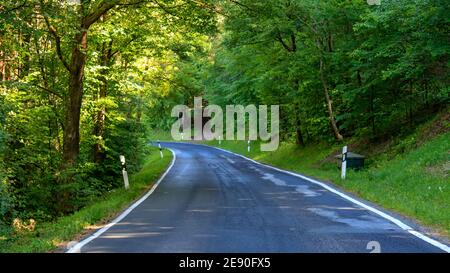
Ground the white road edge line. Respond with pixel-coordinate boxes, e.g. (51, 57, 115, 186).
(194, 142, 450, 253)
(66, 149, 176, 253)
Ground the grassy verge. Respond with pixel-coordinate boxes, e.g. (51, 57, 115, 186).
(0, 148, 172, 253)
(202, 132, 450, 238)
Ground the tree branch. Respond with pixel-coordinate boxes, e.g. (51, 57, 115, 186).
(82, 1, 120, 29)
(40, 9, 72, 72)
(227, 0, 253, 11)
(110, 37, 137, 58)
(151, 0, 181, 18)
(276, 32, 295, 52)
(116, 0, 147, 7)
(290, 34, 296, 52)
(0, 1, 28, 14)
(33, 84, 63, 99)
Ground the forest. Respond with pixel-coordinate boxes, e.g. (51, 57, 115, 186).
(0, 0, 448, 235)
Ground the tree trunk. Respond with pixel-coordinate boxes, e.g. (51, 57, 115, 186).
(19, 28, 31, 79)
(136, 91, 143, 124)
(370, 86, 376, 136)
(93, 82, 107, 163)
(0, 51, 5, 81)
(294, 106, 305, 146)
(62, 31, 88, 166)
(93, 41, 112, 163)
(319, 58, 343, 141)
(42, 2, 117, 168)
(292, 79, 305, 146)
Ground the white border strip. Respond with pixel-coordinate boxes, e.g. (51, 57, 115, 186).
(66, 149, 176, 253)
(200, 143, 450, 253)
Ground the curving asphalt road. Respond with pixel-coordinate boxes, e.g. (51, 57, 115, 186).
(78, 142, 447, 253)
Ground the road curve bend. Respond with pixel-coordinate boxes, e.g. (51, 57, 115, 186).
(75, 142, 448, 253)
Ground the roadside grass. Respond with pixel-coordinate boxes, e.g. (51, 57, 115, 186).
(0, 148, 172, 253)
(147, 129, 174, 141)
(203, 132, 450, 238)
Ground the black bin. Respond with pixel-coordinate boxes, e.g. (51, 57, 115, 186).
(335, 152, 365, 169)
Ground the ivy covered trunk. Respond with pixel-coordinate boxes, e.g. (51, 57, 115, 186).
(63, 31, 88, 166)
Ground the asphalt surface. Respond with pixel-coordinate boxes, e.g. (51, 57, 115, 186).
(80, 142, 446, 253)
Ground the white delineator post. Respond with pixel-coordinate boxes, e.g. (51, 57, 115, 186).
(158, 141, 163, 158)
(218, 135, 221, 145)
(120, 155, 129, 190)
(247, 140, 251, 152)
(341, 145, 348, 179)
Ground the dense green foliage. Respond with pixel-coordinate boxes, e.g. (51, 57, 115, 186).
(0, 0, 215, 224)
(0, 148, 172, 253)
(147, 0, 449, 145)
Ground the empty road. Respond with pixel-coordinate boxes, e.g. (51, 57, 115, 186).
(74, 142, 448, 253)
